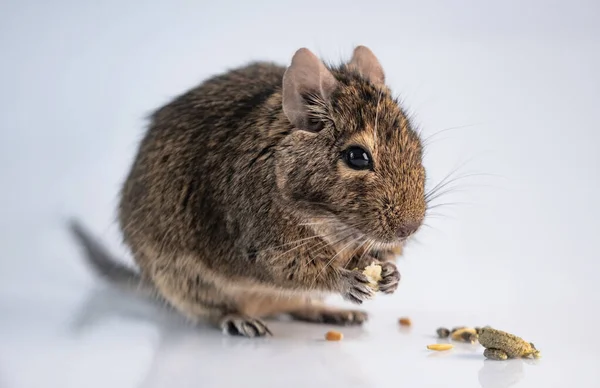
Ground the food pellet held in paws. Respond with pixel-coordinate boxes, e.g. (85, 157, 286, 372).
(362, 262, 382, 290)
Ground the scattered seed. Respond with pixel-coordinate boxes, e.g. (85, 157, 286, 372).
(427, 343, 454, 351)
(451, 326, 466, 334)
(325, 330, 343, 341)
(460, 331, 478, 343)
(451, 327, 478, 342)
(436, 327, 450, 338)
(398, 317, 412, 326)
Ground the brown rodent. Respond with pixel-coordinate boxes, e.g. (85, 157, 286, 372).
(70, 46, 426, 337)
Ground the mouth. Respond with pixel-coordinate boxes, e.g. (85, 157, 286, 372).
(373, 235, 409, 250)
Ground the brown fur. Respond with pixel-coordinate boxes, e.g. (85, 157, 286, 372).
(71, 46, 426, 337)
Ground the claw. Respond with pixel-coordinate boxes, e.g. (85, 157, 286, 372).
(219, 315, 272, 337)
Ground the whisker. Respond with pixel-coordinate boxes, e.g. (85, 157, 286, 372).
(426, 171, 463, 200)
(268, 239, 321, 263)
(421, 123, 480, 146)
(407, 235, 423, 247)
(425, 152, 492, 197)
(357, 240, 375, 266)
(264, 232, 333, 252)
(267, 216, 370, 253)
(426, 182, 498, 205)
(424, 212, 456, 220)
(299, 201, 345, 211)
(425, 172, 501, 200)
(426, 171, 476, 199)
(265, 222, 360, 253)
(298, 221, 331, 226)
(299, 214, 339, 220)
(426, 201, 472, 211)
(302, 220, 371, 268)
(309, 235, 364, 290)
(343, 239, 369, 270)
(299, 231, 356, 270)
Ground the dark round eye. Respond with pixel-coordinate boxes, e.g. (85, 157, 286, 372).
(343, 146, 373, 170)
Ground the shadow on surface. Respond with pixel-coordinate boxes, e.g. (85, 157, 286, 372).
(69, 286, 372, 388)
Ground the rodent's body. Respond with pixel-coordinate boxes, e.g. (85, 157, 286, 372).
(120, 63, 330, 321)
(120, 62, 293, 285)
(72, 46, 427, 336)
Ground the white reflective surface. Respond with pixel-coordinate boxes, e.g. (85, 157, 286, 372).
(1, 0, 599, 387)
(2, 285, 598, 388)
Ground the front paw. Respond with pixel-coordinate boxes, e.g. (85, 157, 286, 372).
(290, 308, 368, 326)
(378, 262, 400, 294)
(341, 270, 375, 304)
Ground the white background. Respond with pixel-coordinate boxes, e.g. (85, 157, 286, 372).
(1, 0, 599, 387)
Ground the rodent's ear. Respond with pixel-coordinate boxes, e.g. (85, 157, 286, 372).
(282, 48, 338, 132)
(348, 45, 385, 86)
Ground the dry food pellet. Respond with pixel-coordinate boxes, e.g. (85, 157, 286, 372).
(325, 330, 343, 341)
(427, 344, 454, 351)
(478, 327, 541, 360)
(484, 348, 508, 360)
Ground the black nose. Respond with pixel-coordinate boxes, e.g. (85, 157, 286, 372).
(396, 221, 420, 239)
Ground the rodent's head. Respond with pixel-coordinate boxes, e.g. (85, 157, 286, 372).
(276, 46, 426, 246)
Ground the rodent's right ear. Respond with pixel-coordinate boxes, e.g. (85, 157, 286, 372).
(347, 46, 385, 86)
(282, 48, 337, 132)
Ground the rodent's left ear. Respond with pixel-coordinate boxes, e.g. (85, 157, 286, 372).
(282, 48, 338, 132)
(348, 46, 385, 86)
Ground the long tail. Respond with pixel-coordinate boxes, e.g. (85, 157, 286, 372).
(68, 219, 154, 296)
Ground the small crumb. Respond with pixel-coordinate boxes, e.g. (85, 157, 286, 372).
(325, 330, 343, 341)
(436, 327, 450, 338)
(427, 344, 454, 351)
(398, 317, 412, 326)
